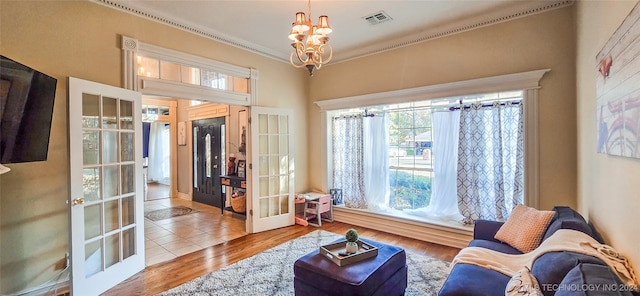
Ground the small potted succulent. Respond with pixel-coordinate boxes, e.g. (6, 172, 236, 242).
(345, 228, 359, 254)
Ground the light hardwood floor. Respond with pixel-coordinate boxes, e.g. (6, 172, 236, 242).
(104, 217, 461, 295)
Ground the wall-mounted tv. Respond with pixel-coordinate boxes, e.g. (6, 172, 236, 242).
(0, 55, 57, 164)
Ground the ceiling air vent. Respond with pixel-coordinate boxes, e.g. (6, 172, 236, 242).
(363, 11, 393, 25)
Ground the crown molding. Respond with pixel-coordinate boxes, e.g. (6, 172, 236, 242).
(332, 0, 574, 63)
(93, 0, 573, 65)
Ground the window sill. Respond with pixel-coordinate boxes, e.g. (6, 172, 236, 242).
(332, 205, 473, 249)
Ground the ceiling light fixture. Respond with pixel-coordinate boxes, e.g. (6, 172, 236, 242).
(288, 0, 333, 76)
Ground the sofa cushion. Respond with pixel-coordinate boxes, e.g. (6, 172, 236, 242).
(532, 251, 607, 296)
(554, 263, 638, 296)
(506, 267, 544, 296)
(543, 206, 603, 243)
(438, 263, 511, 296)
(495, 204, 555, 253)
(468, 239, 522, 255)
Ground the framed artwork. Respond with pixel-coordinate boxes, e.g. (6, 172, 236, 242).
(237, 160, 246, 178)
(596, 2, 640, 158)
(238, 110, 247, 153)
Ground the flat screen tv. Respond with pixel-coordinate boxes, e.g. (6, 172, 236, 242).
(0, 55, 57, 164)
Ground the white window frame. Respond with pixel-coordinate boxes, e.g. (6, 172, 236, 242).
(315, 69, 549, 209)
(121, 35, 258, 106)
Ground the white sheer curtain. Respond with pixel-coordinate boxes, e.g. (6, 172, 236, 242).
(405, 109, 464, 222)
(147, 123, 170, 185)
(363, 114, 390, 210)
(457, 102, 524, 224)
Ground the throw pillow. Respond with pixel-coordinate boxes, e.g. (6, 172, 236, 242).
(495, 204, 555, 253)
(505, 267, 544, 296)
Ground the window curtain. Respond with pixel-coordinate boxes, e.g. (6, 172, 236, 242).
(457, 101, 524, 224)
(332, 116, 367, 209)
(363, 114, 390, 210)
(148, 123, 171, 185)
(405, 109, 464, 222)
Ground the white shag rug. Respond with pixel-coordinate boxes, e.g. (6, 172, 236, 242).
(157, 230, 450, 296)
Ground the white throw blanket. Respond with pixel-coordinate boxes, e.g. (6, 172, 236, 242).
(451, 229, 639, 290)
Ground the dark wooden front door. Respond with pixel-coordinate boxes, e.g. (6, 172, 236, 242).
(193, 117, 225, 210)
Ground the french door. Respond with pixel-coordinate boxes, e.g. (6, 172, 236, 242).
(68, 77, 144, 295)
(250, 107, 295, 232)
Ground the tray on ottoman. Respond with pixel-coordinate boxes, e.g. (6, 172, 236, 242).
(319, 240, 378, 266)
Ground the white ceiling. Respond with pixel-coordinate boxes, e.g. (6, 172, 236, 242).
(103, 0, 572, 63)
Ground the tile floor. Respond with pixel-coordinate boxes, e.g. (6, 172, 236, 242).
(144, 197, 247, 266)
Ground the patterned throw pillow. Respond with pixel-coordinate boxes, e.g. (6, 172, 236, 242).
(495, 204, 555, 253)
(505, 267, 544, 296)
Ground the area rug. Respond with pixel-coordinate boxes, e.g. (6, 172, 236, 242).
(144, 206, 199, 221)
(157, 230, 450, 296)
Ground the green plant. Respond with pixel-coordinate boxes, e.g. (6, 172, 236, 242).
(345, 228, 359, 243)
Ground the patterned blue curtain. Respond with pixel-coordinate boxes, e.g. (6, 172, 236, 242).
(457, 101, 524, 224)
(332, 115, 368, 209)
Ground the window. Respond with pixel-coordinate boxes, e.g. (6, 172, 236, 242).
(317, 70, 548, 223)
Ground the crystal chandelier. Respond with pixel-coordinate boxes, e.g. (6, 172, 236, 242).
(288, 0, 333, 76)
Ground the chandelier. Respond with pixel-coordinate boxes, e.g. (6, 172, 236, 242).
(288, 0, 333, 76)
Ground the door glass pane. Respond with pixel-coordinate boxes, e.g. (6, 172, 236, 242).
(269, 176, 278, 196)
(122, 196, 134, 227)
(121, 164, 134, 195)
(269, 135, 279, 154)
(280, 195, 289, 214)
(121, 132, 134, 162)
(269, 197, 279, 216)
(84, 204, 101, 240)
(103, 131, 118, 164)
(259, 135, 268, 154)
(280, 176, 288, 194)
(279, 137, 288, 155)
(85, 240, 103, 278)
(105, 233, 120, 269)
(269, 156, 278, 176)
(268, 115, 278, 134)
(103, 165, 119, 198)
(259, 177, 268, 197)
(279, 115, 288, 134)
(259, 156, 268, 176)
(102, 97, 118, 129)
(82, 93, 100, 128)
(83, 168, 101, 202)
(205, 133, 212, 178)
(83, 131, 100, 165)
(259, 114, 268, 134)
(260, 198, 268, 218)
(122, 228, 136, 260)
(279, 155, 288, 175)
(104, 200, 119, 233)
(193, 127, 198, 188)
(120, 100, 133, 130)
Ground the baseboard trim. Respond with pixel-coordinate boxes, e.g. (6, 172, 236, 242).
(13, 280, 69, 296)
(176, 192, 191, 200)
(333, 207, 472, 249)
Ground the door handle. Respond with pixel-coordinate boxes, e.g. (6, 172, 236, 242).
(213, 164, 218, 169)
(72, 198, 85, 205)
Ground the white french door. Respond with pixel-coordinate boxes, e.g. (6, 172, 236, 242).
(68, 77, 144, 295)
(250, 107, 295, 232)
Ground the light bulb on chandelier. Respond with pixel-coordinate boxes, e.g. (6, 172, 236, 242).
(288, 0, 333, 76)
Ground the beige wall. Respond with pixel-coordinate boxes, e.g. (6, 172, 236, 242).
(0, 1, 307, 294)
(576, 0, 640, 272)
(308, 6, 578, 211)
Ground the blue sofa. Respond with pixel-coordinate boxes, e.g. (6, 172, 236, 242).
(439, 206, 638, 296)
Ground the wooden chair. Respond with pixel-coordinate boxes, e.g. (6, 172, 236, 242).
(303, 194, 333, 227)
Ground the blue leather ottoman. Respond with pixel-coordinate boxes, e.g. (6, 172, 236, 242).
(294, 238, 408, 296)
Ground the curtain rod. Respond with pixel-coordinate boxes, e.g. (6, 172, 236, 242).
(449, 100, 521, 111)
